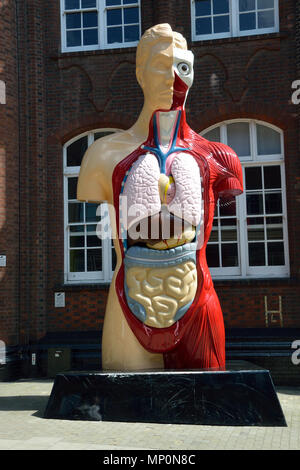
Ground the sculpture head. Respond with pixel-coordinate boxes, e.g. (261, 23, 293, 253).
(136, 24, 194, 111)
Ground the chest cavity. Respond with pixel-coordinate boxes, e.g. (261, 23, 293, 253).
(121, 152, 202, 231)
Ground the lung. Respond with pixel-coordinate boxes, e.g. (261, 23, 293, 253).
(121, 110, 202, 232)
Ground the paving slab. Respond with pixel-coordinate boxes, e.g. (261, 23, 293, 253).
(0, 379, 299, 450)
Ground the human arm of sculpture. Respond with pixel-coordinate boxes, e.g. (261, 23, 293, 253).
(77, 143, 109, 203)
(209, 141, 243, 197)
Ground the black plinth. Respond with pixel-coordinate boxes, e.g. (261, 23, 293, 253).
(44, 361, 286, 426)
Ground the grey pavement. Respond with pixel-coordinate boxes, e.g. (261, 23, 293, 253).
(0, 378, 299, 450)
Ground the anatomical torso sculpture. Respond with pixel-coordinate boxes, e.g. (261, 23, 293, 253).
(77, 24, 243, 371)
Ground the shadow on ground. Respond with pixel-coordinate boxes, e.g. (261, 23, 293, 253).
(276, 387, 300, 396)
(0, 396, 49, 417)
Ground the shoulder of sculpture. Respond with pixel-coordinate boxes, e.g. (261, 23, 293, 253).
(208, 140, 242, 175)
(208, 141, 239, 164)
(87, 129, 129, 153)
(81, 129, 141, 169)
(208, 141, 243, 194)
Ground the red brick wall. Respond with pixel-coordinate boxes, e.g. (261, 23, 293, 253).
(216, 281, 299, 328)
(17, 0, 48, 346)
(0, 0, 20, 346)
(1, 0, 299, 346)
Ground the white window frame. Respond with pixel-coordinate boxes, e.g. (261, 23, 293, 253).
(63, 129, 119, 284)
(60, 0, 141, 53)
(191, 0, 279, 42)
(201, 119, 290, 279)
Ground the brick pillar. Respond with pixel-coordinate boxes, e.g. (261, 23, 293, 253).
(0, 0, 20, 348)
(295, 1, 300, 279)
(17, 0, 48, 346)
(296, 2, 300, 73)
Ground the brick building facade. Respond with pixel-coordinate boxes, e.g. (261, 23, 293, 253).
(0, 0, 299, 382)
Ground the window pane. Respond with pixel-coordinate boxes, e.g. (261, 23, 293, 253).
(85, 203, 99, 222)
(214, 15, 230, 33)
(87, 249, 102, 271)
(70, 225, 84, 233)
(83, 11, 98, 27)
(222, 244, 238, 267)
(69, 202, 84, 223)
(68, 177, 78, 200)
(268, 242, 284, 265)
(258, 0, 274, 8)
(107, 26, 123, 43)
(266, 216, 282, 224)
(107, 9, 122, 25)
(87, 224, 97, 232)
(248, 227, 264, 241)
(81, 0, 97, 7)
(203, 127, 220, 141)
(249, 243, 265, 266)
(87, 235, 101, 247)
(67, 30, 81, 47)
(106, 0, 121, 5)
(239, 0, 255, 12)
(245, 167, 262, 190)
(219, 197, 236, 217)
(213, 0, 229, 14)
(70, 250, 85, 272)
(227, 122, 250, 157)
(206, 244, 220, 267)
(196, 17, 212, 35)
(239, 12, 256, 30)
(66, 13, 81, 28)
(195, 0, 211, 16)
(267, 227, 283, 240)
(258, 10, 274, 28)
(209, 230, 218, 242)
(221, 230, 237, 241)
(65, 0, 80, 10)
(124, 7, 139, 24)
(247, 216, 264, 225)
(221, 217, 237, 226)
(70, 236, 84, 247)
(263, 166, 281, 189)
(265, 193, 282, 214)
(247, 194, 263, 215)
(112, 246, 117, 270)
(67, 136, 88, 166)
(257, 124, 281, 155)
(123, 0, 138, 4)
(94, 131, 115, 140)
(124, 25, 139, 42)
(83, 28, 98, 45)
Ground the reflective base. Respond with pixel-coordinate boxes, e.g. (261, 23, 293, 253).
(44, 361, 286, 426)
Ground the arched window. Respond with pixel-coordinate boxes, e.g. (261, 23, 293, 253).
(201, 119, 289, 279)
(63, 129, 119, 283)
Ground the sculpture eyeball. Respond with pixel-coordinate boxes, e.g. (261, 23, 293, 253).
(177, 62, 191, 76)
(173, 48, 194, 89)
